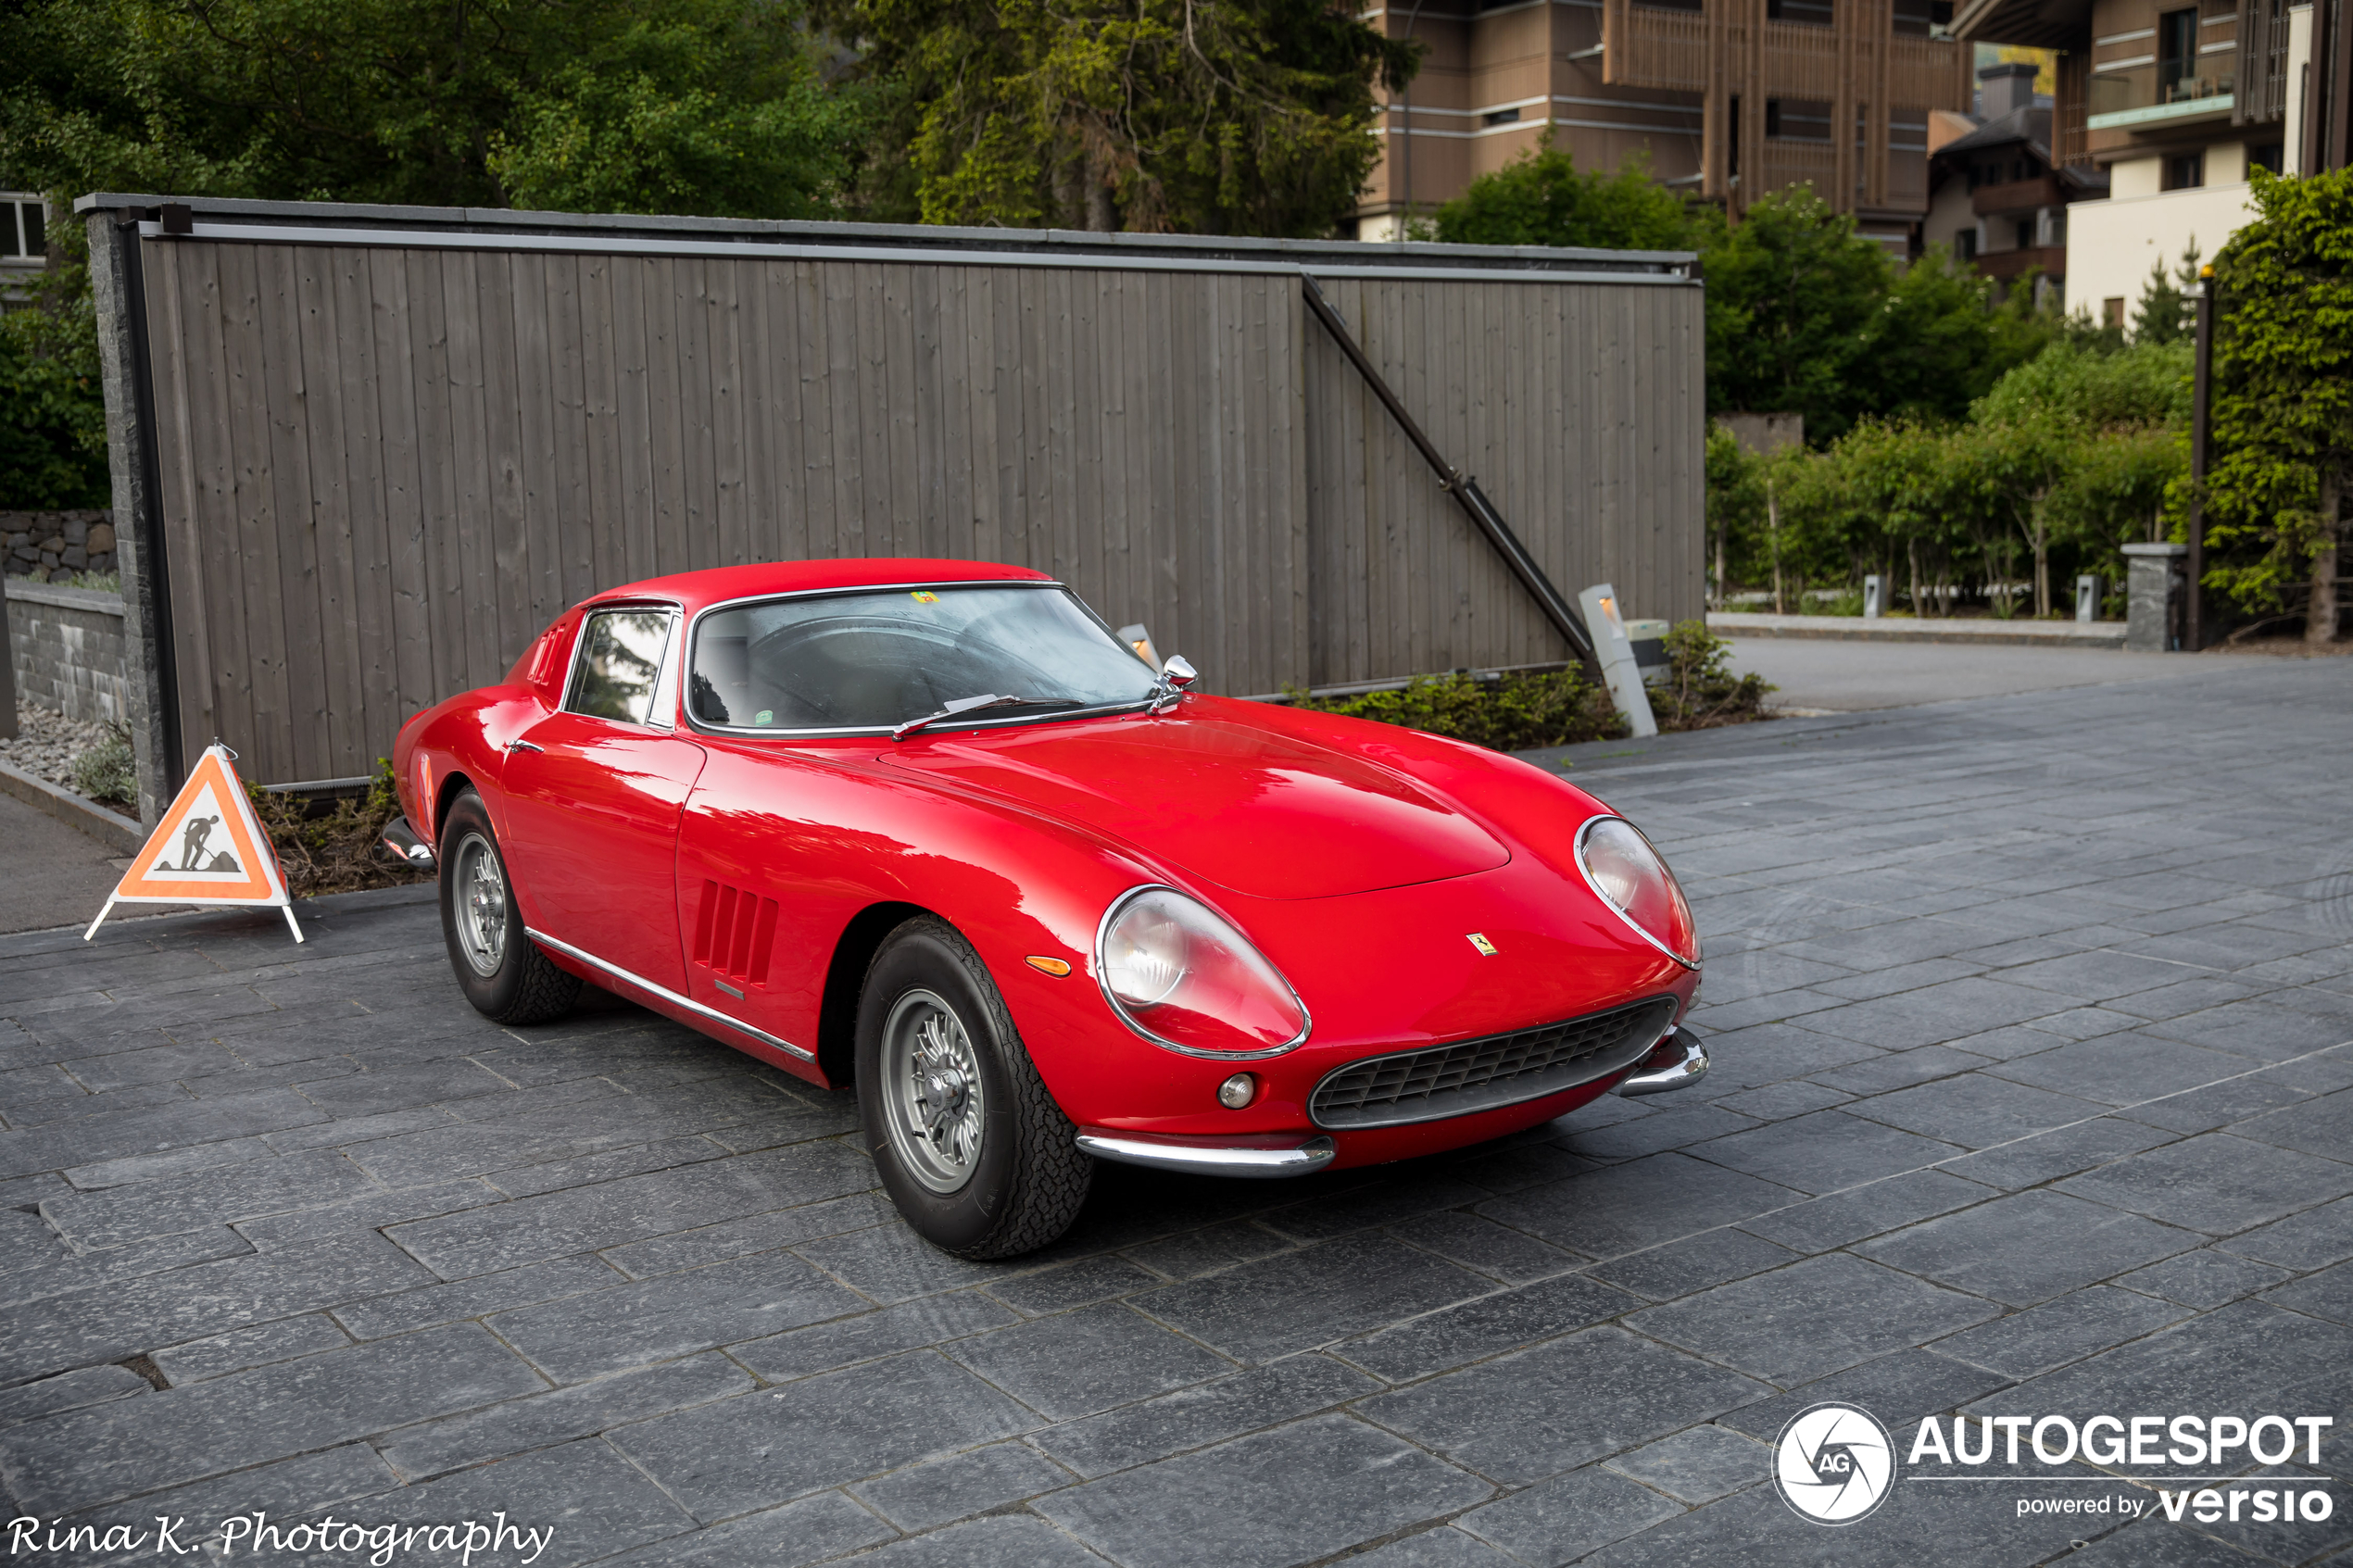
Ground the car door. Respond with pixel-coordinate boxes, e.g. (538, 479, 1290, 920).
(499, 603, 708, 995)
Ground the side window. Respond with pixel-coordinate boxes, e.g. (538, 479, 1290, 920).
(566, 608, 674, 725)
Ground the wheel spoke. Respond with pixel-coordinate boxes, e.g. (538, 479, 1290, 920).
(880, 990, 987, 1195)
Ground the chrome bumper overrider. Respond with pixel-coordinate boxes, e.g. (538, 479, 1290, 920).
(1617, 1026, 1708, 1097)
(381, 814, 437, 871)
(1076, 1129, 1337, 1178)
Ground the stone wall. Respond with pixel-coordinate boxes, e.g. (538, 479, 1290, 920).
(3, 510, 117, 582)
(6, 577, 128, 724)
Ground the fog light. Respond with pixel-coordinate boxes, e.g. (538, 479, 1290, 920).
(1217, 1073, 1257, 1109)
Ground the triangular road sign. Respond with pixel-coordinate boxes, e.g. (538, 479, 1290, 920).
(85, 745, 303, 943)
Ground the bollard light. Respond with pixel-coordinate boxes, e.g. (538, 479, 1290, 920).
(2076, 575, 2098, 623)
(1863, 575, 1883, 619)
(1575, 583, 1658, 738)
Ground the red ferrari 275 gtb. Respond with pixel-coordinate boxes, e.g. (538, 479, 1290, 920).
(386, 559, 1707, 1258)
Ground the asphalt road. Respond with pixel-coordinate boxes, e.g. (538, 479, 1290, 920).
(0, 790, 134, 936)
(0, 658, 2347, 1568)
(1723, 637, 2291, 713)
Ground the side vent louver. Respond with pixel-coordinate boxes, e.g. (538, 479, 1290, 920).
(694, 881, 778, 987)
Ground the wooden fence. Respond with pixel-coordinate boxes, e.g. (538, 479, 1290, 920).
(81, 199, 1702, 817)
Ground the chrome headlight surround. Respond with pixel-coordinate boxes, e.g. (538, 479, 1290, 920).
(1573, 814, 1701, 970)
(1092, 884, 1313, 1060)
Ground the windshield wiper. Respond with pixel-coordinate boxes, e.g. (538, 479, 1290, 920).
(891, 695, 1080, 741)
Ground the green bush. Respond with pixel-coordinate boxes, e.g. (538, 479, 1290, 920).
(1651, 621, 1775, 728)
(1285, 622, 1774, 753)
(244, 759, 431, 897)
(1286, 667, 1627, 751)
(69, 724, 136, 806)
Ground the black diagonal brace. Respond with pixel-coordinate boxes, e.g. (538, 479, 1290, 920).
(1301, 272, 1597, 669)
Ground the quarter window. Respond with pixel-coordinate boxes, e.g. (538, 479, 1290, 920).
(566, 608, 674, 724)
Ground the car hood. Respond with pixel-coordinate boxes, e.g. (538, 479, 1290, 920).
(882, 715, 1511, 900)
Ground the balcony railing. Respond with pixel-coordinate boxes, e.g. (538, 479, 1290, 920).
(1973, 245, 2068, 282)
(1758, 139, 1839, 194)
(1612, 6, 1711, 93)
(1971, 174, 2063, 214)
(1610, 2, 1968, 107)
(2086, 72, 2236, 131)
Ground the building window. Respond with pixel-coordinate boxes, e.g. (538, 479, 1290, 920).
(2164, 151, 2205, 189)
(2249, 141, 2284, 173)
(2016, 218, 2035, 249)
(0, 198, 47, 259)
(1892, 0, 1953, 36)
(1766, 98, 1831, 140)
(2104, 297, 2126, 328)
(1957, 229, 1979, 259)
(2158, 7, 2198, 98)
(1483, 107, 1521, 127)
(2049, 212, 2066, 246)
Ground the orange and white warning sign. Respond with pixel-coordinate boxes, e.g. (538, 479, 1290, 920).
(85, 745, 302, 943)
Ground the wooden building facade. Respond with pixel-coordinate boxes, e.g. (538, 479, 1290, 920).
(79, 198, 1702, 822)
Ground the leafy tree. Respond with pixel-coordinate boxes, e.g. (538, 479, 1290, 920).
(1970, 336, 2191, 613)
(1703, 424, 1766, 607)
(0, 0, 862, 218)
(2202, 167, 2353, 642)
(0, 229, 109, 509)
(1430, 139, 1716, 253)
(1837, 420, 1969, 614)
(833, 0, 1416, 233)
(2132, 241, 2202, 345)
(1697, 187, 1890, 445)
(1974, 335, 2193, 429)
(1857, 245, 2061, 429)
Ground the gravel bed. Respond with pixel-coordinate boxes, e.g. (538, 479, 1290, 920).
(0, 701, 115, 789)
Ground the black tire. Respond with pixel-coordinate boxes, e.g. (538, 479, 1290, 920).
(855, 916, 1092, 1259)
(436, 790, 581, 1025)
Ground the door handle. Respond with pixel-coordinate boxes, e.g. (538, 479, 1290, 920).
(505, 740, 545, 754)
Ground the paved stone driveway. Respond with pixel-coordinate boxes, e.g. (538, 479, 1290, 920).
(2, 659, 2347, 1568)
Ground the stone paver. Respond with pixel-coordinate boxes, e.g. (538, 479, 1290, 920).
(0, 660, 2347, 1565)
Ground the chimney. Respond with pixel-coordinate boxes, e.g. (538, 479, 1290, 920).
(1979, 60, 2040, 119)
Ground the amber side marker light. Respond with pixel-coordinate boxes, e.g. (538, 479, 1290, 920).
(1026, 956, 1074, 976)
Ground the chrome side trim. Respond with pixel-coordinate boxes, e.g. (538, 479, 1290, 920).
(1076, 1130, 1336, 1178)
(1092, 884, 1313, 1060)
(522, 926, 815, 1062)
(1617, 1027, 1708, 1097)
(380, 814, 437, 870)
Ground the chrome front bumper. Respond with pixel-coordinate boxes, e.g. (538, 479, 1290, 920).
(1617, 1026, 1708, 1097)
(1076, 1128, 1337, 1178)
(381, 814, 438, 871)
(1079, 1027, 1703, 1177)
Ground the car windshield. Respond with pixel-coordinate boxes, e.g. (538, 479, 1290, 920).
(687, 584, 1162, 733)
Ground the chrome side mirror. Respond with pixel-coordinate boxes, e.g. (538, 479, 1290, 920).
(1163, 655, 1198, 688)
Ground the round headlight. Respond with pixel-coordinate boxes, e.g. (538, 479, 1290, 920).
(1096, 887, 1309, 1058)
(1575, 816, 1700, 968)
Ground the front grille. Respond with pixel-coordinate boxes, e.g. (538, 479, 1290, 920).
(1308, 997, 1678, 1130)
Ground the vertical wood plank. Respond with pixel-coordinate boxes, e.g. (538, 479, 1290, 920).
(368, 248, 435, 724)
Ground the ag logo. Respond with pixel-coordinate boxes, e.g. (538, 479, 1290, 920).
(1773, 1402, 1894, 1525)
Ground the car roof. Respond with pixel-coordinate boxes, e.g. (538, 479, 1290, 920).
(583, 558, 1055, 615)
